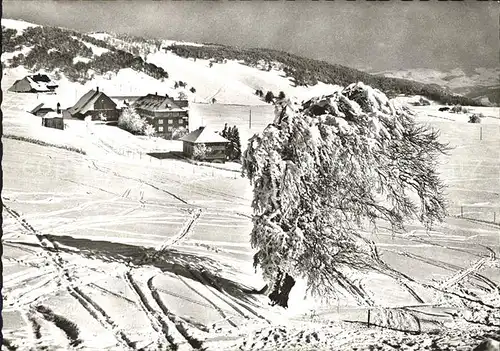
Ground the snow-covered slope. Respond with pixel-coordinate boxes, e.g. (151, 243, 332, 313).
(1, 18, 39, 33)
(2, 18, 342, 106)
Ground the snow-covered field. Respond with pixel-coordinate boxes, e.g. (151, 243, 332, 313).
(3, 84, 500, 350)
(2, 20, 500, 346)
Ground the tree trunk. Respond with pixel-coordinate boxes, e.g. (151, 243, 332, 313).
(268, 271, 295, 308)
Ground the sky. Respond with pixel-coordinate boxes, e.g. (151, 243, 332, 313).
(2, 0, 499, 72)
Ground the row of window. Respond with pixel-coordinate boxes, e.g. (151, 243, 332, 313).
(158, 126, 187, 132)
(158, 119, 174, 125)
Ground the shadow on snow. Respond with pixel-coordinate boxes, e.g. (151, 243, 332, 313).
(44, 234, 265, 307)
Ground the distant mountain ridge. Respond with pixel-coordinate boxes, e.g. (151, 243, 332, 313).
(371, 67, 499, 105)
(1, 18, 485, 106)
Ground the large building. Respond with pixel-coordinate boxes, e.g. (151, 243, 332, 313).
(180, 126, 229, 163)
(63, 88, 119, 121)
(132, 93, 189, 139)
(8, 73, 58, 93)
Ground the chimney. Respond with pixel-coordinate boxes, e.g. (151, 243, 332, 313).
(96, 87, 99, 93)
(56, 102, 61, 114)
(155, 92, 157, 95)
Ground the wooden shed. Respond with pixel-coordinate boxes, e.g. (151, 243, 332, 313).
(42, 112, 65, 130)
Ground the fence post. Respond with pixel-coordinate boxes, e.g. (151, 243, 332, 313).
(461, 206, 463, 218)
(494, 212, 496, 224)
(367, 309, 371, 327)
(480, 127, 483, 141)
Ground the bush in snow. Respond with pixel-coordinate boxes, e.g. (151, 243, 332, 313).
(171, 126, 188, 140)
(242, 82, 449, 308)
(265, 91, 275, 103)
(468, 113, 482, 124)
(118, 107, 154, 136)
(193, 143, 212, 161)
(409, 97, 431, 107)
(450, 105, 470, 114)
(143, 123, 156, 137)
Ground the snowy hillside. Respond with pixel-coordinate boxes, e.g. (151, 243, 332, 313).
(2, 18, 483, 106)
(1, 18, 39, 32)
(1, 18, 340, 105)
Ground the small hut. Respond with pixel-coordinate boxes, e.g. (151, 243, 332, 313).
(42, 111, 64, 130)
(180, 126, 229, 163)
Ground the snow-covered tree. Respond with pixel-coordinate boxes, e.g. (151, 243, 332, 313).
(193, 143, 212, 161)
(143, 123, 156, 137)
(242, 82, 449, 308)
(172, 126, 188, 140)
(221, 124, 242, 161)
(118, 107, 154, 136)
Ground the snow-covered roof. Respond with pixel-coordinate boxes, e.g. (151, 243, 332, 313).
(14, 73, 59, 92)
(133, 94, 188, 112)
(44, 111, 63, 119)
(180, 126, 229, 144)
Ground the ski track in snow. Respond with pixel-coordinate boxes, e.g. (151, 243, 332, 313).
(2, 202, 136, 350)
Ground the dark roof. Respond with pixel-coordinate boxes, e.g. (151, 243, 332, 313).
(67, 89, 116, 115)
(180, 126, 229, 144)
(133, 94, 187, 112)
(29, 103, 45, 114)
(31, 74, 51, 83)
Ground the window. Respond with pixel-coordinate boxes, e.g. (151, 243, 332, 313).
(168, 119, 173, 125)
(158, 119, 163, 124)
(158, 126, 164, 132)
(167, 126, 172, 132)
